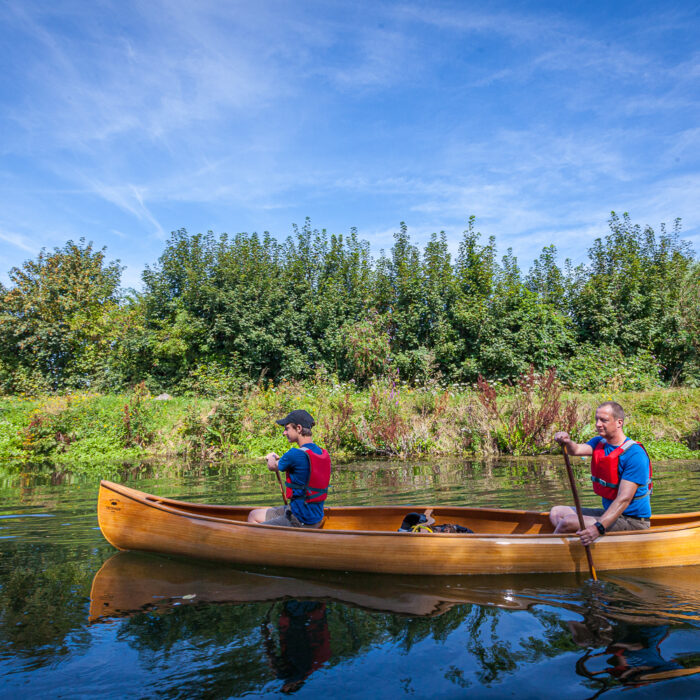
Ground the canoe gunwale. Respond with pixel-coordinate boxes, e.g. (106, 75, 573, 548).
(99, 480, 700, 539)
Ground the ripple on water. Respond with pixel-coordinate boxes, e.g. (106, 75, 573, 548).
(1, 458, 700, 697)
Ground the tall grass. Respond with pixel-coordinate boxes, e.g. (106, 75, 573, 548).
(1, 373, 698, 475)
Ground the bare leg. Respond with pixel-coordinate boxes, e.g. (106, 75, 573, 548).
(549, 505, 598, 534)
(248, 507, 271, 523)
(549, 505, 575, 530)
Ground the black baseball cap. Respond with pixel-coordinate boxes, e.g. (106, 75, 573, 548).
(275, 409, 315, 429)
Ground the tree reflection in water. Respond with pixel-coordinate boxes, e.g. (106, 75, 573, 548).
(2, 545, 700, 696)
(85, 553, 700, 697)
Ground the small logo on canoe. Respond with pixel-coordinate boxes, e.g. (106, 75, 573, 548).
(106, 499, 122, 512)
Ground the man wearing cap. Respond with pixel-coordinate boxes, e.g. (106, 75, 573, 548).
(247, 410, 332, 528)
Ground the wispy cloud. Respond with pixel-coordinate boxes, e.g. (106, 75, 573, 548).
(87, 181, 166, 239)
(0, 1, 698, 283)
(4, 1, 290, 152)
(0, 229, 37, 254)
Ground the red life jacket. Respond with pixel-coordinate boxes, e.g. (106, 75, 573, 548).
(278, 603, 331, 676)
(590, 438, 653, 501)
(285, 446, 332, 504)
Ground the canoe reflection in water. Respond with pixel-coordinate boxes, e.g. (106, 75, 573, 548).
(90, 552, 700, 695)
(89, 550, 533, 622)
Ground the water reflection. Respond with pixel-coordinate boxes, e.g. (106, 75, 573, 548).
(3, 459, 700, 697)
(263, 600, 330, 693)
(573, 621, 700, 692)
(88, 551, 534, 621)
(87, 552, 700, 696)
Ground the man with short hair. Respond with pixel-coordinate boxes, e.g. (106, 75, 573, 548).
(247, 409, 331, 528)
(550, 401, 652, 545)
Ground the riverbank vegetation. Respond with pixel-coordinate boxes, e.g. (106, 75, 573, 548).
(1, 379, 698, 474)
(1, 212, 698, 473)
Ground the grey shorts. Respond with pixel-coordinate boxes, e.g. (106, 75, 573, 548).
(263, 505, 323, 529)
(581, 507, 650, 532)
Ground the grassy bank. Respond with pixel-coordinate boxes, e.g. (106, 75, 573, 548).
(1, 379, 699, 476)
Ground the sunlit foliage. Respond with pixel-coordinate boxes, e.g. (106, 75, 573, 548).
(0, 214, 697, 395)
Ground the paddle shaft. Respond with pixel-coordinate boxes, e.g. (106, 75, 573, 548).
(275, 470, 288, 506)
(562, 446, 598, 581)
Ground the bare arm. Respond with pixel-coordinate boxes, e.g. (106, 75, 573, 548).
(598, 479, 637, 530)
(577, 479, 637, 545)
(554, 432, 593, 456)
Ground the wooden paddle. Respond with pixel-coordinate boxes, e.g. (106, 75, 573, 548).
(275, 470, 288, 506)
(562, 446, 598, 581)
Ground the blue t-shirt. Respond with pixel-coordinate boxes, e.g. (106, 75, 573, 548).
(278, 443, 325, 525)
(587, 436, 651, 518)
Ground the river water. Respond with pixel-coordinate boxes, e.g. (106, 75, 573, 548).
(1, 457, 700, 698)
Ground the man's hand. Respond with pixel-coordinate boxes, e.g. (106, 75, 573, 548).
(265, 452, 280, 471)
(576, 524, 600, 546)
(554, 434, 593, 456)
(554, 431, 570, 446)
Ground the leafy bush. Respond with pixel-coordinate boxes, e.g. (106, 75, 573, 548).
(559, 345, 663, 391)
(1, 383, 698, 474)
(0, 388, 172, 471)
(355, 379, 412, 456)
(319, 391, 364, 454)
(180, 397, 245, 460)
(639, 439, 695, 460)
(340, 314, 391, 384)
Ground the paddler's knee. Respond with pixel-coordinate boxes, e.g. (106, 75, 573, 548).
(247, 507, 268, 523)
(549, 505, 575, 528)
(553, 512, 580, 534)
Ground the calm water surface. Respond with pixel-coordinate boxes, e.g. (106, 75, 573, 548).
(1, 457, 700, 698)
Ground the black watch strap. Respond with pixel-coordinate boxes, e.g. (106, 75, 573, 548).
(595, 521, 606, 536)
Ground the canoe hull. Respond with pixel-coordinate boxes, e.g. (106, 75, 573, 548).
(98, 481, 700, 575)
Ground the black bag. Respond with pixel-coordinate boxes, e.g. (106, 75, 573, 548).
(431, 523, 474, 533)
(398, 512, 474, 533)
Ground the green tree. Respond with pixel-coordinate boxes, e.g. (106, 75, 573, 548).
(2, 214, 697, 393)
(310, 227, 375, 376)
(421, 231, 459, 375)
(340, 312, 391, 384)
(0, 239, 122, 392)
(571, 213, 696, 382)
(525, 244, 567, 312)
(451, 219, 498, 381)
(374, 223, 432, 379)
(476, 250, 573, 380)
(676, 261, 700, 385)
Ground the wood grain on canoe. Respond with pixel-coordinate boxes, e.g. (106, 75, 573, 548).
(98, 480, 700, 575)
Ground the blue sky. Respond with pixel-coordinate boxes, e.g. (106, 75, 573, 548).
(1, 0, 699, 288)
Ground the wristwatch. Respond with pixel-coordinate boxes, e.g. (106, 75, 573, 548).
(594, 521, 606, 536)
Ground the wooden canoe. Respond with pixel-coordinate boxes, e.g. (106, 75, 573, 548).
(97, 480, 700, 575)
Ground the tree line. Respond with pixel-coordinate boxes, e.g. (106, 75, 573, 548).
(0, 213, 698, 395)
